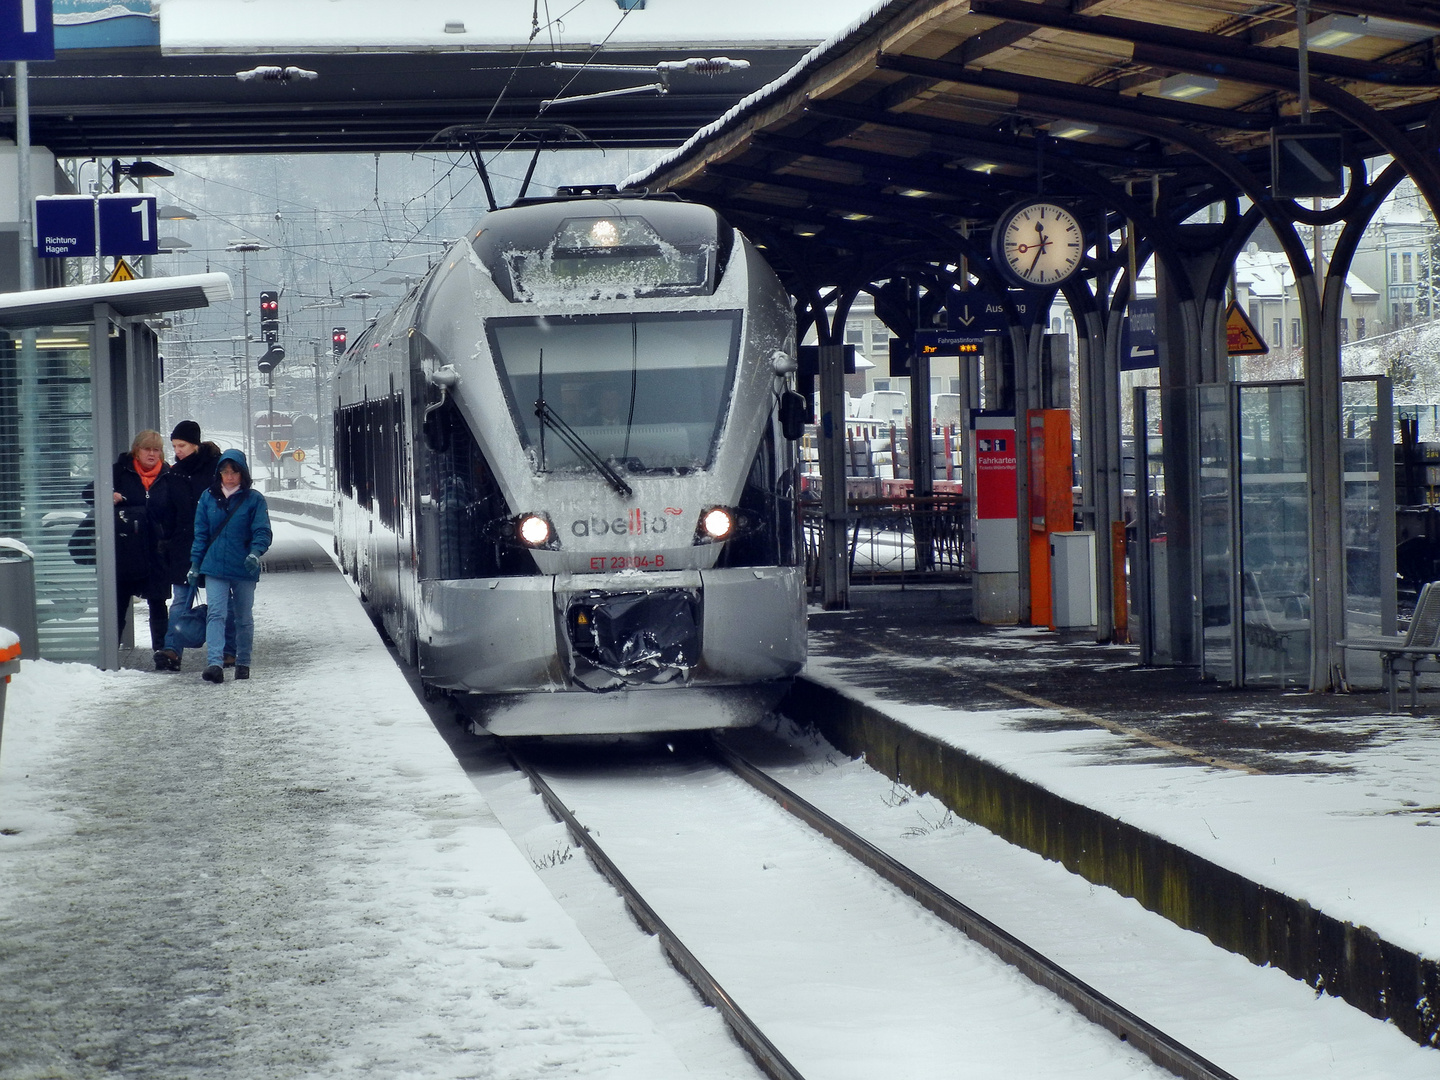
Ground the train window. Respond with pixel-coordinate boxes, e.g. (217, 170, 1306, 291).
(488, 310, 741, 474)
(506, 216, 709, 301)
(372, 392, 403, 531)
(712, 424, 799, 570)
(418, 398, 534, 580)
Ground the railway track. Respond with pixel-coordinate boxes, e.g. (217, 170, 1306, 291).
(503, 733, 1238, 1080)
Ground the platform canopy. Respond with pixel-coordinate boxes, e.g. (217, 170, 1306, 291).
(0, 273, 232, 329)
(626, 0, 1440, 290)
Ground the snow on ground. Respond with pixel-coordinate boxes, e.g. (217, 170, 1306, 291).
(0, 524, 688, 1079)
(525, 748, 1174, 1080)
(751, 717, 1440, 1079)
(802, 649, 1440, 964)
(6, 517, 1440, 1076)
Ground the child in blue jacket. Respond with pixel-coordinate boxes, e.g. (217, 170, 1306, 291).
(188, 449, 272, 683)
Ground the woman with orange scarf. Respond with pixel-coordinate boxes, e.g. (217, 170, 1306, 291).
(110, 429, 172, 663)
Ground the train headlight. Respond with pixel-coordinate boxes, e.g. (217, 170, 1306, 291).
(697, 506, 736, 543)
(589, 219, 620, 247)
(517, 513, 555, 548)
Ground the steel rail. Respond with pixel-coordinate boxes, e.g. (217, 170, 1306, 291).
(504, 747, 808, 1080)
(709, 734, 1240, 1080)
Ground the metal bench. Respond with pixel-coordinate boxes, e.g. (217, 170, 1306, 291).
(1337, 580, 1440, 712)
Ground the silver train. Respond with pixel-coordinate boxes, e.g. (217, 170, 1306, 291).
(333, 191, 808, 735)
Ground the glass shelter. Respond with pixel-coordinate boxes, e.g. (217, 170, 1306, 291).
(0, 274, 231, 668)
(1134, 377, 1393, 689)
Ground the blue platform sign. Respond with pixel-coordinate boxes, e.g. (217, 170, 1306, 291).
(1122, 298, 1158, 370)
(34, 195, 94, 257)
(97, 193, 158, 257)
(0, 1, 54, 61)
(946, 288, 1006, 337)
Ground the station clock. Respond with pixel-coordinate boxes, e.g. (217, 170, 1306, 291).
(991, 199, 1085, 289)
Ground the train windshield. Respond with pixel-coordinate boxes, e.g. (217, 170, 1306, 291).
(505, 217, 712, 301)
(489, 311, 741, 473)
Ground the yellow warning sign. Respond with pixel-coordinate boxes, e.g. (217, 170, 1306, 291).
(267, 440, 290, 460)
(108, 258, 136, 282)
(292, 448, 306, 463)
(1226, 302, 1268, 355)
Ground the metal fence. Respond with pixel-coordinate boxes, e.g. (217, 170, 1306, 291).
(803, 494, 969, 586)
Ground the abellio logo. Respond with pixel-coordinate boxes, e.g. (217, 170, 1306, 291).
(570, 508, 678, 537)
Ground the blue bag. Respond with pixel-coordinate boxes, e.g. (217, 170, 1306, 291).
(169, 493, 242, 649)
(169, 591, 209, 650)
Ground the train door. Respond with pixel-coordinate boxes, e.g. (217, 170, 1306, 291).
(356, 387, 373, 599)
(384, 373, 408, 653)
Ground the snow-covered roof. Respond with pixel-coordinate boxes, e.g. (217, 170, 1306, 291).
(0, 273, 232, 328)
(1236, 260, 1289, 300)
(153, 0, 882, 53)
(1346, 270, 1379, 301)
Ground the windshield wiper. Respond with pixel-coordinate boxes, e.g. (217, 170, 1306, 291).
(534, 398, 634, 499)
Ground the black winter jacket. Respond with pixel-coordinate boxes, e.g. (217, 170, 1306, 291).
(152, 441, 222, 586)
(110, 452, 169, 593)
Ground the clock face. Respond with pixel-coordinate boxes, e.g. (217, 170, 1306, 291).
(993, 200, 1085, 288)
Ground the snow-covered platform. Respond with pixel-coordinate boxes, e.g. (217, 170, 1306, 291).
(789, 585, 1440, 1053)
(0, 525, 689, 1079)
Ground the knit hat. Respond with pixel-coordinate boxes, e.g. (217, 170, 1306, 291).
(170, 419, 202, 446)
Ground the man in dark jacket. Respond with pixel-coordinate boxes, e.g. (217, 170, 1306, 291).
(190, 448, 272, 683)
(153, 421, 232, 671)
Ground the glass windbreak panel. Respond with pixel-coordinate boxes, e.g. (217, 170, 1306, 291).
(0, 326, 98, 662)
(1341, 378, 1391, 638)
(490, 311, 741, 473)
(1135, 387, 1173, 663)
(1197, 384, 1234, 683)
(1237, 383, 1310, 688)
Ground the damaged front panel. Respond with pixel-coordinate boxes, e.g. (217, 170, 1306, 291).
(563, 587, 701, 691)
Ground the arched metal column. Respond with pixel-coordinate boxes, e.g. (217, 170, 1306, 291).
(1152, 254, 1208, 667)
(796, 279, 865, 612)
(1073, 288, 1126, 644)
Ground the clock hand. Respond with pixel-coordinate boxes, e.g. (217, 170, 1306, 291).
(1028, 232, 1049, 274)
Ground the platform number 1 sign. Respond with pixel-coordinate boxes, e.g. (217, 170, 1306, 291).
(0, 0, 53, 61)
(36, 194, 159, 258)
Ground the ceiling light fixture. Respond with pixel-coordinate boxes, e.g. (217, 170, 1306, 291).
(1157, 73, 1219, 100)
(1312, 13, 1435, 46)
(1048, 121, 1098, 140)
(1307, 14, 1367, 49)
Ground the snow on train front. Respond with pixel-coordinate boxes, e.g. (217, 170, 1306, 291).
(334, 191, 807, 736)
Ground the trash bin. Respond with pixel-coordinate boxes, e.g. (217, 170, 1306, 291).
(0, 540, 39, 661)
(1049, 531, 1098, 629)
(0, 626, 22, 766)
